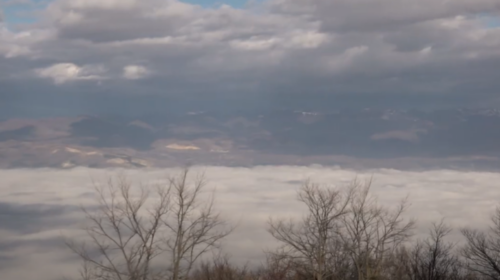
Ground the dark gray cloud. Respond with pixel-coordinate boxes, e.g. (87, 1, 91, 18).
(0, 125, 34, 141)
(270, 0, 500, 32)
(0, 202, 82, 233)
(1, 0, 500, 117)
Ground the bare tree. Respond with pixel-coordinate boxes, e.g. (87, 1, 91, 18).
(340, 179, 415, 280)
(267, 180, 354, 280)
(164, 168, 234, 280)
(66, 175, 170, 280)
(461, 207, 500, 280)
(405, 220, 463, 280)
(258, 250, 298, 280)
(384, 245, 412, 280)
(66, 167, 232, 280)
(190, 253, 253, 280)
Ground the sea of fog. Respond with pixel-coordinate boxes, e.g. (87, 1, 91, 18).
(0, 166, 498, 280)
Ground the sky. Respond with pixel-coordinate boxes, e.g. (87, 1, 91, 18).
(1, 0, 256, 24)
(1, 0, 500, 117)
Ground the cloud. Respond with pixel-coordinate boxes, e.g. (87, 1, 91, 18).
(269, 0, 500, 32)
(0, 166, 500, 280)
(60, 0, 138, 10)
(35, 63, 107, 84)
(123, 65, 149, 79)
(371, 129, 427, 143)
(0, 27, 39, 58)
(1, 0, 500, 115)
(0, 202, 81, 234)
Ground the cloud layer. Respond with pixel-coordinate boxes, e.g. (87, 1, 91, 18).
(1, 0, 500, 116)
(0, 166, 499, 280)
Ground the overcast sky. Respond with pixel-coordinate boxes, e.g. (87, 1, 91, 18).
(1, 0, 500, 117)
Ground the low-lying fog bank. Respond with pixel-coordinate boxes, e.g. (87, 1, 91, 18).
(0, 166, 498, 280)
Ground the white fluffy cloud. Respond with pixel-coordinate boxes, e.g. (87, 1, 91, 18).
(35, 63, 107, 84)
(0, 166, 499, 280)
(0, 26, 51, 58)
(123, 65, 149, 79)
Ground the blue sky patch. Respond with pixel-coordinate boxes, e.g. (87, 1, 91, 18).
(1, 0, 49, 26)
(2, 6, 36, 24)
(480, 14, 500, 28)
(1, 0, 257, 26)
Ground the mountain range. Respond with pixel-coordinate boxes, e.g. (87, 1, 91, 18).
(1, 108, 500, 170)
